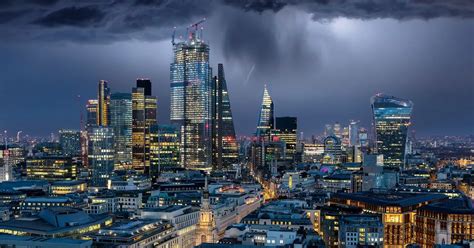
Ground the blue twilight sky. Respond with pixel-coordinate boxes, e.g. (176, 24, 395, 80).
(0, 0, 473, 137)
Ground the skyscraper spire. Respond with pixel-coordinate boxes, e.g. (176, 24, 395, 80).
(256, 84, 274, 140)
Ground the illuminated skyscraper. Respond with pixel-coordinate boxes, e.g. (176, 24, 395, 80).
(59, 129, 81, 157)
(274, 117, 297, 161)
(150, 124, 180, 179)
(212, 64, 238, 170)
(371, 94, 413, 168)
(132, 79, 157, 174)
(97, 80, 110, 126)
(86, 99, 98, 128)
(349, 120, 359, 147)
(87, 127, 114, 187)
(256, 85, 274, 140)
(110, 93, 132, 169)
(170, 27, 212, 170)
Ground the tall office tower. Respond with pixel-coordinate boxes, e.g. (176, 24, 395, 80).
(136, 78, 152, 96)
(150, 125, 180, 179)
(132, 87, 146, 172)
(87, 127, 114, 187)
(59, 129, 81, 157)
(256, 85, 274, 141)
(110, 93, 132, 169)
(132, 79, 157, 174)
(170, 27, 212, 171)
(358, 128, 369, 149)
(323, 135, 343, 164)
(212, 64, 238, 170)
(349, 120, 359, 147)
(86, 99, 98, 128)
(274, 117, 297, 161)
(97, 80, 110, 126)
(333, 122, 342, 138)
(371, 94, 413, 168)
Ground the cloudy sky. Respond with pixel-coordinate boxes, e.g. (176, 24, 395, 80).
(0, 0, 473, 137)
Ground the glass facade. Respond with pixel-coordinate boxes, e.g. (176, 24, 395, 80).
(97, 80, 110, 127)
(150, 124, 180, 179)
(86, 99, 98, 128)
(26, 157, 76, 181)
(132, 82, 157, 174)
(87, 127, 114, 187)
(274, 117, 297, 161)
(212, 64, 238, 170)
(256, 85, 274, 140)
(59, 129, 81, 157)
(170, 32, 212, 170)
(110, 93, 132, 169)
(371, 94, 413, 168)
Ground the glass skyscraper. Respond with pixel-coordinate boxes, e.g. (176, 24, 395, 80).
(86, 99, 98, 128)
(150, 124, 180, 179)
(97, 80, 110, 127)
(110, 93, 132, 169)
(59, 129, 81, 157)
(371, 93, 413, 168)
(170, 30, 212, 171)
(212, 64, 238, 170)
(87, 127, 114, 187)
(256, 85, 274, 140)
(274, 117, 297, 161)
(132, 79, 157, 174)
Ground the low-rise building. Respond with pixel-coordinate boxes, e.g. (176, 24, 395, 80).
(88, 220, 177, 248)
(415, 198, 474, 247)
(50, 180, 87, 195)
(0, 207, 112, 238)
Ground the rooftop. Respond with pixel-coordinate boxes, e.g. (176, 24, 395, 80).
(332, 191, 447, 207)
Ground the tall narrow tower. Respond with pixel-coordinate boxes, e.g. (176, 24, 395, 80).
(97, 80, 110, 126)
(132, 79, 157, 174)
(212, 64, 238, 170)
(195, 177, 217, 246)
(170, 21, 212, 171)
(256, 85, 274, 140)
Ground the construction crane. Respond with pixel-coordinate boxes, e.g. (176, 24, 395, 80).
(189, 18, 206, 40)
(190, 18, 206, 31)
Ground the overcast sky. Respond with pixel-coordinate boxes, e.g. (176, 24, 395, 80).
(0, 0, 473, 137)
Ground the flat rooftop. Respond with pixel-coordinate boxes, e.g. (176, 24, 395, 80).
(332, 191, 448, 207)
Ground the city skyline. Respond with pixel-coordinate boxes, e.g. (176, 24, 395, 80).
(1, 1, 473, 137)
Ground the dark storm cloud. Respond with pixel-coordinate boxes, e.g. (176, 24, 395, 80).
(33, 6, 106, 27)
(0, 0, 472, 42)
(0, 0, 473, 136)
(226, 0, 474, 19)
(0, 10, 30, 24)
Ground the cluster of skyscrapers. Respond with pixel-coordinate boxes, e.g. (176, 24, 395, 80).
(80, 25, 238, 186)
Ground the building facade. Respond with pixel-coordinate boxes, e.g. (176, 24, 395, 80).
(256, 85, 274, 141)
(110, 92, 133, 169)
(88, 127, 114, 187)
(212, 64, 238, 170)
(371, 94, 413, 168)
(170, 30, 213, 171)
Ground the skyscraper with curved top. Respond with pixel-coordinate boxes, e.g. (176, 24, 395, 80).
(256, 85, 274, 140)
(170, 29, 212, 171)
(371, 93, 413, 168)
